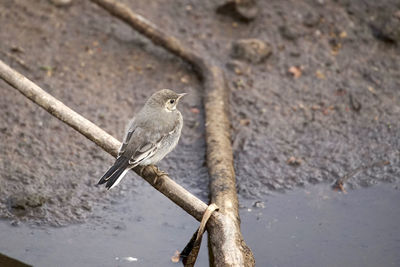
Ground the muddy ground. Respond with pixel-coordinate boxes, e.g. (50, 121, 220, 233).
(0, 0, 399, 265)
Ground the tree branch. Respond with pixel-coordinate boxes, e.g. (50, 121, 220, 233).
(92, 0, 255, 265)
(0, 59, 206, 222)
(0, 59, 253, 266)
(0, 60, 255, 266)
(2, 0, 256, 264)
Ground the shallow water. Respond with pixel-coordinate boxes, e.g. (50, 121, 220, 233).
(241, 183, 400, 267)
(0, 0, 399, 266)
(0, 182, 399, 266)
(0, 180, 208, 267)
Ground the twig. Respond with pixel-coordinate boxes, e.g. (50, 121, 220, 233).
(333, 160, 390, 192)
(89, 0, 254, 266)
(180, 203, 219, 267)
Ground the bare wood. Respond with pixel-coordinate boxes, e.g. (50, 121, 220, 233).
(0, 59, 254, 266)
(90, 0, 208, 76)
(181, 203, 219, 267)
(204, 67, 255, 266)
(89, 0, 255, 266)
(0, 59, 256, 262)
(0, 58, 205, 222)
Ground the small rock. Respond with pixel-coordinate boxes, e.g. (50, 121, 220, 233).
(371, 11, 400, 43)
(10, 45, 24, 53)
(190, 107, 200, 114)
(287, 156, 302, 166)
(226, 60, 250, 75)
(7, 193, 46, 215)
(231, 39, 272, 63)
(81, 202, 92, 211)
(288, 66, 302, 78)
(171, 250, 180, 263)
(239, 118, 250, 126)
(349, 93, 361, 112)
(113, 222, 127, 231)
(279, 25, 298, 41)
(50, 0, 72, 7)
(10, 220, 20, 227)
(235, 0, 258, 21)
(253, 201, 265, 208)
(302, 12, 320, 27)
(289, 50, 301, 57)
(216, 0, 258, 22)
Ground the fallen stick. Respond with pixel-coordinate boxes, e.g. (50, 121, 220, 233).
(90, 1, 254, 265)
(333, 160, 390, 192)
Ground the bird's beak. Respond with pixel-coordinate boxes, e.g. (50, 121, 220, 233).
(177, 93, 187, 100)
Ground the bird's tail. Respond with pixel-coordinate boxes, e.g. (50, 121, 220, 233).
(98, 156, 130, 190)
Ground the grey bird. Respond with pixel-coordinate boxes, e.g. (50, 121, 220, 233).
(98, 89, 186, 189)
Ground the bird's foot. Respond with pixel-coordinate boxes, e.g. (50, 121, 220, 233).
(150, 165, 168, 184)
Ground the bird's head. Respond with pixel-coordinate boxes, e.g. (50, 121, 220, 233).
(148, 89, 187, 112)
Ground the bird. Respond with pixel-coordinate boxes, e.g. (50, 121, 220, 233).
(98, 89, 186, 189)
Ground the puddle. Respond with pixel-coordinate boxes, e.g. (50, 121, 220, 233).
(0, 180, 208, 267)
(1, 182, 399, 266)
(0, 1, 399, 266)
(240, 183, 400, 267)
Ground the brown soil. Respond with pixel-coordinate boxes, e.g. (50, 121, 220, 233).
(0, 0, 399, 227)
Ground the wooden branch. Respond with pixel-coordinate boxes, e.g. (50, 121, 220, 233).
(90, 0, 208, 76)
(89, 1, 255, 266)
(0, 58, 206, 222)
(333, 160, 390, 193)
(0, 59, 254, 266)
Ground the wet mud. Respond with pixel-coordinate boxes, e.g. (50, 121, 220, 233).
(0, 0, 399, 265)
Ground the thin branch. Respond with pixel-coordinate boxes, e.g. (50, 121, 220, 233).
(333, 160, 390, 192)
(0, 58, 207, 222)
(0, 58, 252, 266)
(90, 0, 208, 76)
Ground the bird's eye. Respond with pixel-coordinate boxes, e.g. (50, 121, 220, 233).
(169, 99, 175, 104)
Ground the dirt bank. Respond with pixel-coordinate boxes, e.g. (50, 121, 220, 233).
(0, 0, 399, 226)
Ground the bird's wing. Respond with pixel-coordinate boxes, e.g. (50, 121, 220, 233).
(118, 127, 134, 157)
(118, 111, 181, 166)
(118, 116, 138, 157)
(128, 135, 165, 166)
(119, 125, 172, 167)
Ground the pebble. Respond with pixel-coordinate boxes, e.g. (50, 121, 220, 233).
(371, 11, 400, 43)
(231, 39, 272, 64)
(216, 0, 258, 22)
(50, 0, 72, 7)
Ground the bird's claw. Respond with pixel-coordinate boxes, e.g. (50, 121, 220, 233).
(150, 165, 168, 184)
